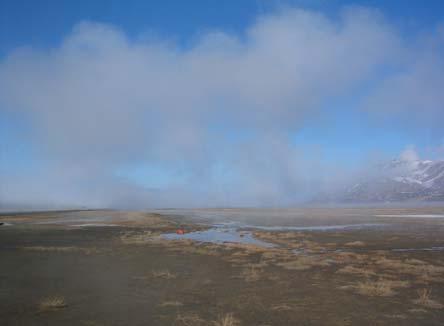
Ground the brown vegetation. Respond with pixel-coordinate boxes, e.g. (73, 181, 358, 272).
(213, 313, 240, 326)
(413, 288, 443, 309)
(38, 296, 67, 312)
(276, 255, 331, 271)
(22, 246, 98, 255)
(159, 301, 184, 307)
(336, 265, 376, 277)
(346, 279, 409, 297)
(240, 264, 263, 282)
(151, 270, 177, 279)
(344, 241, 366, 247)
(174, 313, 206, 326)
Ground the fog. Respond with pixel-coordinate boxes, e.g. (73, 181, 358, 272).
(1, 6, 443, 209)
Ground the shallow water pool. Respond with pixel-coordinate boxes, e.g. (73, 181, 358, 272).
(162, 226, 274, 247)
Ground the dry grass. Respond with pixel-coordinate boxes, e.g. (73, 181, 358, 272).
(174, 313, 206, 326)
(224, 256, 251, 266)
(223, 242, 266, 254)
(213, 313, 240, 326)
(261, 249, 300, 263)
(271, 303, 298, 311)
(81, 321, 104, 326)
(133, 269, 177, 281)
(38, 296, 67, 311)
(112, 212, 174, 228)
(413, 288, 443, 309)
(294, 240, 327, 252)
(405, 259, 427, 265)
(151, 270, 177, 279)
(376, 257, 444, 275)
(344, 241, 366, 247)
(174, 244, 221, 256)
(120, 230, 159, 244)
(174, 312, 240, 326)
(351, 279, 409, 297)
(123, 230, 262, 259)
(159, 301, 183, 307)
(336, 265, 376, 277)
(23, 246, 98, 255)
(355, 280, 395, 297)
(276, 255, 331, 271)
(240, 264, 262, 282)
(252, 231, 302, 247)
(333, 252, 369, 264)
(374, 256, 444, 283)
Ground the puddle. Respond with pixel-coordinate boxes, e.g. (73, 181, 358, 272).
(162, 222, 386, 248)
(292, 248, 346, 255)
(392, 247, 444, 252)
(72, 223, 119, 227)
(245, 223, 386, 231)
(37, 216, 111, 225)
(292, 248, 307, 255)
(376, 214, 444, 218)
(162, 227, 274, 247)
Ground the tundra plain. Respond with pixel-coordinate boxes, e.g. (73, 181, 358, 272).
(1, 208, 444, 325)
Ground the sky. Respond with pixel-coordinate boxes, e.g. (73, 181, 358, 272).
(1, 0, 444, 209)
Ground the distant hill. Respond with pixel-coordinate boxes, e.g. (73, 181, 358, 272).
(315, 159, 444, 203)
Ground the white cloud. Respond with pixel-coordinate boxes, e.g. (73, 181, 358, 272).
(0, 6, 441, 208)
(400, 147, 419, 162)
(362, 26, 444, 129)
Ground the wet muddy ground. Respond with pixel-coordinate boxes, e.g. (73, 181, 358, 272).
(1, 208, 444, 325)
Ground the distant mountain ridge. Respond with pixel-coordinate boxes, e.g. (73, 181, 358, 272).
(317, 158, 444, 203)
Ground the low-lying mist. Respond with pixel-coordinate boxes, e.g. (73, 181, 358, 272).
(1, 6, 444, 209)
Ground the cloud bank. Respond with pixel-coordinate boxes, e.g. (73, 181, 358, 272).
(1, 7, 443, 208)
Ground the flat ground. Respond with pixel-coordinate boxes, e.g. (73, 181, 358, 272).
(1, 208, 444, 325)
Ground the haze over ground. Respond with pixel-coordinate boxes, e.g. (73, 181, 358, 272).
(1, 0, 444, 209)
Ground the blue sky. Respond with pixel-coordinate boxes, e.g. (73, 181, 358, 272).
(2, 0, 444, 55)
(1, 0, 444, 208)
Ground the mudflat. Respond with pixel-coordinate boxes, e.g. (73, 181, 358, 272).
(1, 208, 444, 325)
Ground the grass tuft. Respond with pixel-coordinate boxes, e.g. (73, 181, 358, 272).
(213, 313, 240, 326)
(23, 246, 98, 254)
(159, 301, 183, 307)
(151, 270, 177, 279)
(240, 264, 262, 282)
(336, 265, 376, 277)
(355, 280, 395, 297)
(174, 313, 206, 326)
(345, 279, 409, 297)
(38, 296, 67, 311)
(413, 288, 443, 309)
(344, 241, 366, 247)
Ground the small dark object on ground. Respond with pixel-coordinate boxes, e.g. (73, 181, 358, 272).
(0, 222, 4, 226)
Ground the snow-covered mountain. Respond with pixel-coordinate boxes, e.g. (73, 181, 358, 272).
(317, 159, 444, 203)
